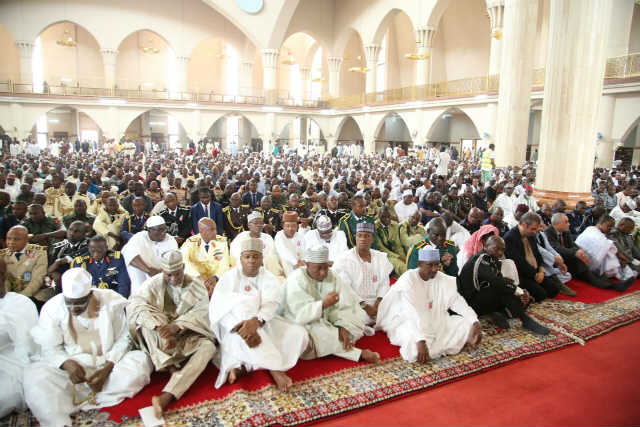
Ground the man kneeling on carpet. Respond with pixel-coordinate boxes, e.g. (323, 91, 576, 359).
(376, 248, 481, 364)
(458, 236, 550, 335)
(25, 268, 153, 427)
(127, 250, 216, 418)
(209, 238, 309, 391)
(282, 244, 380, 364)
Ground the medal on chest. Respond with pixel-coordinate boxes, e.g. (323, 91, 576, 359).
(244, 285, 252, 292)
(428, 301, 433, 310)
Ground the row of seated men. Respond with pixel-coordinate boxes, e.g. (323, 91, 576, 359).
(2, 199, 639, 425)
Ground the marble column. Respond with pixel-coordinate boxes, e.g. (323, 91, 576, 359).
(364, 45, 380, 94)
(299, 67, 311, 100)
(239, 61, 254, 96)
(175, 56, 190, 97)
(327, 56, 342, 98)
(261, 48, 279, 104)
(100, 49, 118, 91)
(494, 0, 538, 167)
(534, 0, 614, 206)
(15, 41, 34, 85)
(594, 95, 616, 169)
(414, 26, 436, 86)
(485, 0, 504, 144)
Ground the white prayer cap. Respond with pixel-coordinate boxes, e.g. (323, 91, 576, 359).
(316, 215, 332, 232)
(160, 249, 184, 272)
(247, 211, 263, 223)
(241, 238, 263, 254)
(402, 189, 413, 198)
(62, 268, 92, 299)
(626, 199, 637, 210)
(146, 215, 165, 228)
(418, 248, 440, 262)
(304, 244, 329, 263)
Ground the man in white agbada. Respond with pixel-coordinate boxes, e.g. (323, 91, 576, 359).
(610, 198, 640, 228)
(282, 245, 380, 364)
(575, 215, 637, 283)
(231, 212, 284, 281)
(210, 238, 308, 391)
(333, 222, 392, 327)
(24, 268, 152, 427)
(442, 211, 471, 251)
(0, 260, 39, 418)
(376, 248, 482, 363)
(274, 211, 305, 277)
(492, 183, 518, 228)
(303, 215, 348, 262)
(121, 215, 178, 294)
(394, 189, 418, 223)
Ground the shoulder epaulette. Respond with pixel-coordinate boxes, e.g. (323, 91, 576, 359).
(187, 235, 201, 243)
(0, 248, 10, 255)
(216, 235, 227, 242)
(444, 239, 455, 247)
(241, 204, 249, 208)
(270, 208, 280, 213)
(339, 213, 351, 222)
(112, 251, 121, 259)
(222, 206, 230, 212)
(26, 243, 47, 251)
(73, 255, 89, 263)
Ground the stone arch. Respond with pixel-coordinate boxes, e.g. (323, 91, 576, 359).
(620, 115, 640, 145)
(335, 116, 364, 142)
(277, 116, 328, 152)
(426, 0, 452, 28)
(29, 105, 104, 144)
(334, 28, 364, 61)
(121, 109, 189, 149)
(426, 107, 481, 156)
(115, 28, 175, 55)
(371, 8, 417, 46)
(36, 20, 102, 49)
(115, 29, 175, 91)
(204, 113, 262, 152)
(373, 112, 413, 153)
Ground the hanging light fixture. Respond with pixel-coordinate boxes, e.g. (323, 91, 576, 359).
(281, 50, 296, 66)
(140, 38, 160, 54)
(56, 28, 77, 47)
(404, 52, 430, 60)
(491, 29, 503, 39)
(348, 56, 368, 73)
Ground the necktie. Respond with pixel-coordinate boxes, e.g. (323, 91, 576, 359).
(559, 232, 565, 247)
(110, 215, 115, 222)
(252, 193, 256, 206)
(14, 252, 21, 260)
(204, 243, 210, 252)
(204, 204, 209, 218)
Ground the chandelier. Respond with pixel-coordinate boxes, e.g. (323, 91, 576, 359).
(491, 29, 503, 39)
(404, 52, 430, 60)
(281, 50, 296, 66)
(56, 29, 77, 47)
(140, 40, 160, 54)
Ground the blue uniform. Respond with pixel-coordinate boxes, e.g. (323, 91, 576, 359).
(120, 214, 149, 242)
(71, 250, 131, 297)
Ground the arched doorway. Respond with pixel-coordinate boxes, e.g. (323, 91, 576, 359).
(427, 108, 480, 160)
(30, 106, 102, 151)
(375, 113, 412, 154)
(124, 109, 187, 152)
(206, 115, 261, 154)
(336, 116, 364, 155)
(278, 117, 327, 155)
(618, 116, 640, 167)
(116, 30, 173, 91)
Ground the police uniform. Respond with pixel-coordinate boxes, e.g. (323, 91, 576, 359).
(62, 212, 96, 229)
(337, 211, 377, 249)
(159, 206, 193, 240)
(406, 238, 458, 276)
(0, 243, 52, 308)
(222, 204, 250, 241)
(120, 214, 149, 242)
(375, 219, 407, 276)
(22, 216, 64, 246)
(255, 207, 282, 236)
(70, 250, 131, 298)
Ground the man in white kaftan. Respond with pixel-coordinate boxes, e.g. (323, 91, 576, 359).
(333, 222, 392, 327)
(210, 238, 308, 390)
(445, 217, 471, 251)
(303, 215, 348, 262)
(282, 245, 380, 364)
(492, 184, 518, 227)
(0, 265, 39, 418)
(24, 269, 152, 427)
(230, 212, 284, 280)
(610, 198, 640, 228)
(121, 216, 178, 294)
(377, 248, 481, 363)
(274, 211, 305, 277)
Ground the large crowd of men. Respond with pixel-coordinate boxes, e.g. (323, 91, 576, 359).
(1, 139, 639, 426)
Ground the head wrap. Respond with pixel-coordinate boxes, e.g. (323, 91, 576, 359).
(316, 215, 332, 232)
(463, 224, 500, 260)
(247, 211, 262, 223)
(525, 185, 533, 192)
(62, 268, 92, 299)
(356, 222, 375, 234)
(515, 204, 530, 214)
(160, 249, 184, 272)
(304, 244, 329, 263)
(146, 216, 165, 228)
(418, 248, 440, 262)
(241, 238, 263, 254)
(402, 189, 413, 198)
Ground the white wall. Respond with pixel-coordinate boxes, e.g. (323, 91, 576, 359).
(630, 4, 640, 53)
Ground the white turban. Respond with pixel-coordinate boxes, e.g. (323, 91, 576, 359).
(62, 268, 92, 299)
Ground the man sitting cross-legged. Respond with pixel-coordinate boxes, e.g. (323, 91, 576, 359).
(376, 248, 482, 363)
(127, 250, 217, 418)
(25, 268, 152, 427)
(282, 244, 380, 364)
(209, 238, 309, 391)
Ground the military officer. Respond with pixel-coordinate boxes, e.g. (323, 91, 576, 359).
(222, 192, 250, 241)
(1, 225, 52, 310)
(375, 206, 407, 276)
(22, 203, 66, 246)
(62, 199, 96, 230)
(338, 195, 377, 249)
(282, 193, 311, 221)
(93, 196, 128, 249)
(70, 234, 131, 298)
(313, 194, 348, 229)
(43, 174, 66, 218)
(406, 218, 458, 276)
(120, 197, 149, 242)
(158, 192, 192, 245)
(47, 221, 90, 291)
(255, 195, 282, 236)
(399, 211, 426, 253)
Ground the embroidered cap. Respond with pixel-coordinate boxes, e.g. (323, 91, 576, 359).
(418, 248, 440, 262)
(146, 215, 166, 228)
(316, 215, 332, 232)
(402, 189, 413, 198)
(304, 244, 329, 263)
(160, 249, 184, 272)
(62, 268, 92, 299)
(241, 238, 263, 254)
(356, 222, 375, 234)
(247, 211, 263, 223)
(283, 211, 299, 223)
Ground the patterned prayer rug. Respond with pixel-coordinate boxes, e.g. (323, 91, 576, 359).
(4, 290, 640, 427)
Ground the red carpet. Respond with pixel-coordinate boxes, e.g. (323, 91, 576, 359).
(555, 277, 640, 303)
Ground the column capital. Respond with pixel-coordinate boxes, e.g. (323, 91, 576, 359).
(327, 56, 343, 73)
(261, 48, 280, 68)
(364, 45, 381, 63)
(15, 40, 34, 59)
(487, 0, 505, 35)
(415, 26, 437, 49)
(100, 49, 119, 65)
(176, 56, 191, 66)
(299, 67, 311, 80)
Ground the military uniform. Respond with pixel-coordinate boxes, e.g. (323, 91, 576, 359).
(337, 211, 377, 249)
(159, 206, 193, 241)
(180, 234, 230, 287)
(271, 194, 288, 211)
(283, 203, 311, 220)
(44, 186, 69, 218)
(399, 221, 426, 253)
(375, 219, 407, 276)
(120, 213, 149, 242)
(313, 208, 348, 229)
(22, 216, 64, 246)
(222, 204, 250, 241)
(255, 207, 282, 236)
(62, 212, 96, 229)
(48, 238, 90, 267)
(71, 250, 131, 298)
(1, 243, 53, 306)
(93, 209, 128, 249)
(406, 237, 458, 276)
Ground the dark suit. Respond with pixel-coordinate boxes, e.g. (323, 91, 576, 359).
(120, 194, 153, 214)
(504, 226, 559, 301)
(191, 201, 223, 235)
(242, 191, 263, 209)
(159, 206, 193, 240)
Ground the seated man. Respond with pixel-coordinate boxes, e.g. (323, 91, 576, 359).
(574, 215, 637, 286)
(71, 235, 131, 298)
(255, 196, 282, 236)
(442, 211, 471, 252)
(127, 250, 216, 418)
(536, 203, 553, 227)
(399, 210, 426, 254)
(567, 201, 589, 239)
(25, 268, 152, 427)
(375, 207, 407, 276)
(394, 189, 418, 223)
(338, 195, 376, 249)
(282, 245, 380, 364)
(610, 198, 640, 228)
(62, 199, 96, 231)
(303, 214, 348, 263)
(121, 216, 178, 294)
(460, 207, 484, 235)
(458, 236, 549, 334)
(119, 197, 149, 243)
(274, 211, 305, 277)
(608, 217, 640, 273)
(1, 225, 52, 311)
(406, 217, 459, 276)
(23, 203, 67, 246)
(181, 218, 230, 297)
(48, 220, 90, 291)
(0, 259, 39, 418)
(483, 207, 509, 237)
(376, 248, 482, 364)
(231, 212, 284, 280)
(209, 238, 308, 391)
(334, 222, 392, 327)
(93, 196, 128, 250)
(158, 192, 192, 245)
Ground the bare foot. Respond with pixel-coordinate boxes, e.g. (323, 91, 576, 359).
(151, 392, 174, 419)
(360, 349, 381, 364)
(227, 366, 248, 385)
(269, 370, 293, 392)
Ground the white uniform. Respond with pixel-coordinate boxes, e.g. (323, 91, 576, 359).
(303, 229, 348, 262)
(121, 231, 178, 294)
(274, 230, 305, 277)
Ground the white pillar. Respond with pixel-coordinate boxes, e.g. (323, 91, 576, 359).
(261, 48, 279, 104)
(100, 49, 118, 90)
(364, 45, 380, 94)
(632, 128, 640, 166)
(263, 112, 276, 153)
(414, 26, 436, 86)
(487, 0, 505, 75)
(240, 60, 254, 96)
(175, 56, 190, 96)
(494, 0, 538, 167)
(300, 67, 311, 100)
(595, 95, 616, 169)
(327, 57, 342, 98)
(535, 0, 613, 204)
(15, 41, 34, 85)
